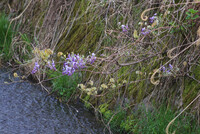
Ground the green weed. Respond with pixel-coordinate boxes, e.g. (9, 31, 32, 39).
(0, 13, 13, 60)
(131, 105, 200, 134)
(99, 104, 199, 134)
(48, 70, 81, 101)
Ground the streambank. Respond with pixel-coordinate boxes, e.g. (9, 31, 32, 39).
(0, 68, 103, 134)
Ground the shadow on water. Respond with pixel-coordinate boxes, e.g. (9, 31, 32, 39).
(0, 68, 103, 134)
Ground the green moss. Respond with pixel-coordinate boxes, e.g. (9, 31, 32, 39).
(182, 63, 200, 107)
(56, 0, 103, 55)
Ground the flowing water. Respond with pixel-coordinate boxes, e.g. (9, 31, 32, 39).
(0, 68, 103, 134)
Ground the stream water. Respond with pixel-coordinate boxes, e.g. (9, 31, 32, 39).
(0, 68, 103, 134)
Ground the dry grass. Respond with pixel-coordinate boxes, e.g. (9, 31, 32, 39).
(0, 0, 199, 133)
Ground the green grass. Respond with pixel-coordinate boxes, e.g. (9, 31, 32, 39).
(0, 13, 13, 61)
(130, 105, 200, 134)
(99, 104, 200, 134)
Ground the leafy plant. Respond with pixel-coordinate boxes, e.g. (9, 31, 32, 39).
(0, 13, 13, 60)
(186, 9, 199, 20)
(185, 9, 199, 27)
(98, 104, 199, 134)
(48, 70, 81, 101)
(99, 104, 127, 133)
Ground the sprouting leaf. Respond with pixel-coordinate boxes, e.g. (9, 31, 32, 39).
(57, 52, 63, 57)
(13, 72, 19, 77)
(78, 84, 86, 90)
(186, 12, 191, 16)
(183, 61, 187, 67)
(188, 9, 198, 14)
(123, 80, 127, 84)
(111, 84, 116, 89)
(150, 69, 160, 85)
(192, 15, 199, 20)
(168, 22, 175, 26)
(167, 47, 177, 59)
(21, 76, 26, 79)
(91, 87, 97, 91)
(101, 84, 108, 89)
(185, 16, 190, 20)
(88, 80, 94, 86)
(109, 78, 115, 83)
(133, 30, 139, 39)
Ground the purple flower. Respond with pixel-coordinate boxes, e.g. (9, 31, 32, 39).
(169, 64, 173, 70)
(79, 59, 85, 68)
(66, 54, 72, 61)
(149, 13, 157, 23)
(47, 61, 52, 69)
(141, 27, 146, 32)
(141, 27, 151, 35)
(166, 70, 170, 73)
(31, 62, 40, 74)
(121, 25, 128, 32)
(62, 52, 96, 76)
(47, 60, 57, 71)
(90, 53, 96, 64)
(62, 62, 73, 76)
(149, 16, 155, 23)
(76, 54, 80, 60)
(52, 60, 57, 71)
(87, 53, 96, 64)
(160, 64, 173, 74)
(161, 66, 166, 72)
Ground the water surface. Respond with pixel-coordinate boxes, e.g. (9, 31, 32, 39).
(0, 68, 103, 134)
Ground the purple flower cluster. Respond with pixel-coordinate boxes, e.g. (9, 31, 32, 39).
(62, 54, 85, 76)
(87, 53, 96, 64)
(149, 13, 157, 23)
(31, 52, 97, 76)
(121, 25, 128, 32)
(62, 53, 96, 76)
(31, 62, 40, 74)
(161, 64, 173, 73)
(62, 62, 75, 76)
(47, 60, 57, 71)
(141, 27, 151, 35)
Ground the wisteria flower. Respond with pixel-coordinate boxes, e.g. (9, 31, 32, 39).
(160, 64, 174, 75)
(121, 25, 128, 32)
(62, 53, 96, 76)
(141, 27, 151, 35)
(62, 62, 74, 76)
(149, 13, 157, 23)
(47, 60, 57, 71)
(169, 64, 173, 70)
(31, 62, 40, 74)
(89, 53, 96, 64)
(161, 66, 166, 72)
